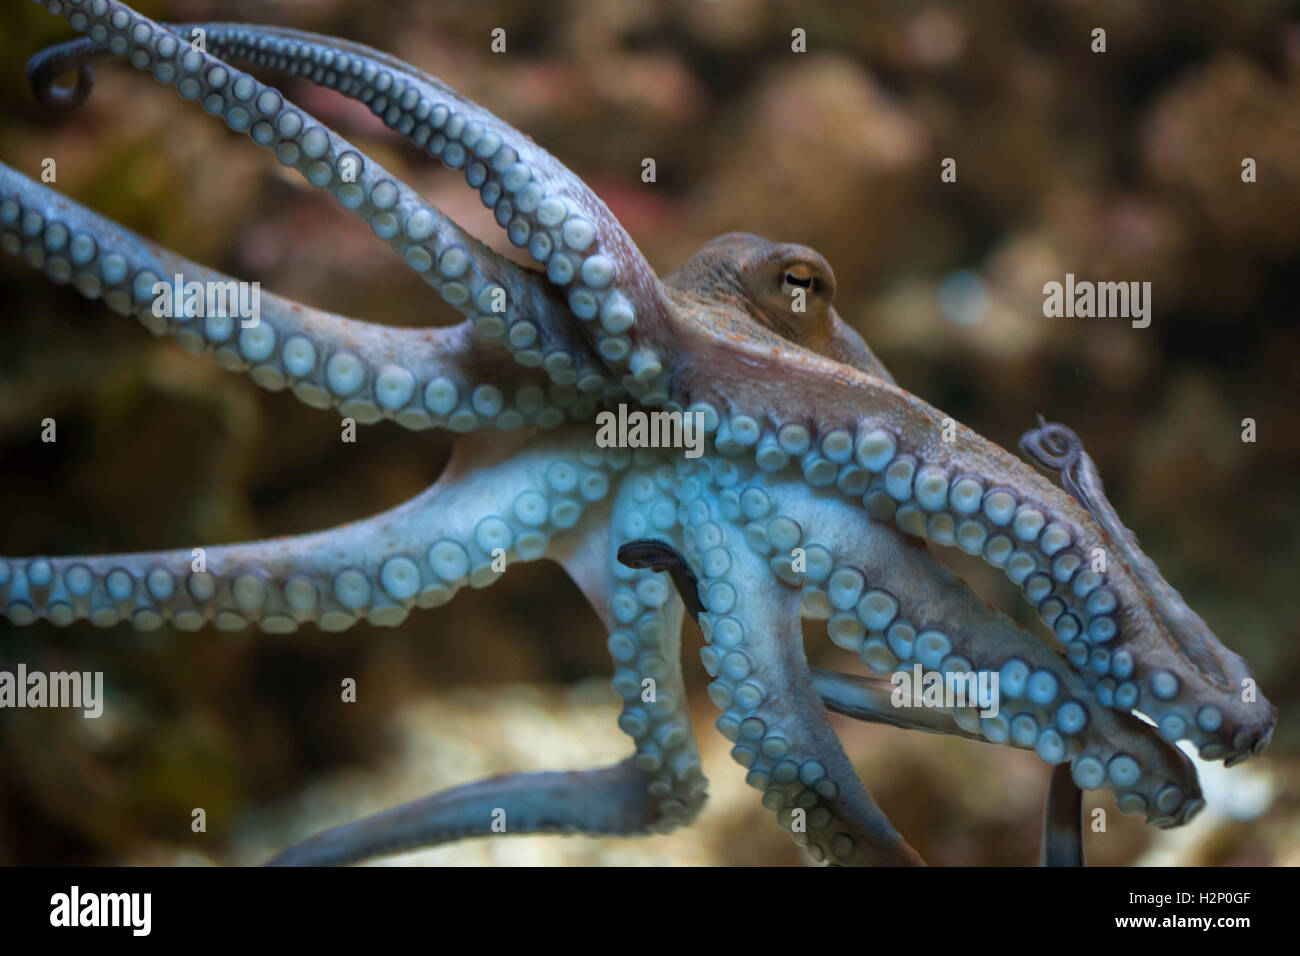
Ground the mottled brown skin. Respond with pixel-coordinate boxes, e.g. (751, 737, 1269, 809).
(663, 233, 895, 382)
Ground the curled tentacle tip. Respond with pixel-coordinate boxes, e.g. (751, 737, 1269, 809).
(28, 48, 95, 109)
(1019, 418, 1083, 473)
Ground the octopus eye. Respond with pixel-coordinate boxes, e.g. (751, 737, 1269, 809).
(784, 263, 815, 289)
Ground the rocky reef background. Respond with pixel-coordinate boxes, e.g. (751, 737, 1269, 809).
(1, 0, 1297, 865)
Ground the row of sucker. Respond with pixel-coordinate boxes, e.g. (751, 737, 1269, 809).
(606, 465, 708, 831)
(190, 23, 670, 403)
(31, 0, 610, 392)
(681, 403, 1261, 766)
(0, 168, 609, 431)
(675, 453, 915, 865)
(759, 474, 1207, 828)
(0, 437, 630, 632)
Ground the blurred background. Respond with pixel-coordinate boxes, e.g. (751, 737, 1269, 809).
(1, 0, 1298, 865)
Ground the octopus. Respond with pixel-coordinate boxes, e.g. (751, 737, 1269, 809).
(0, 0, 1276, 866)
